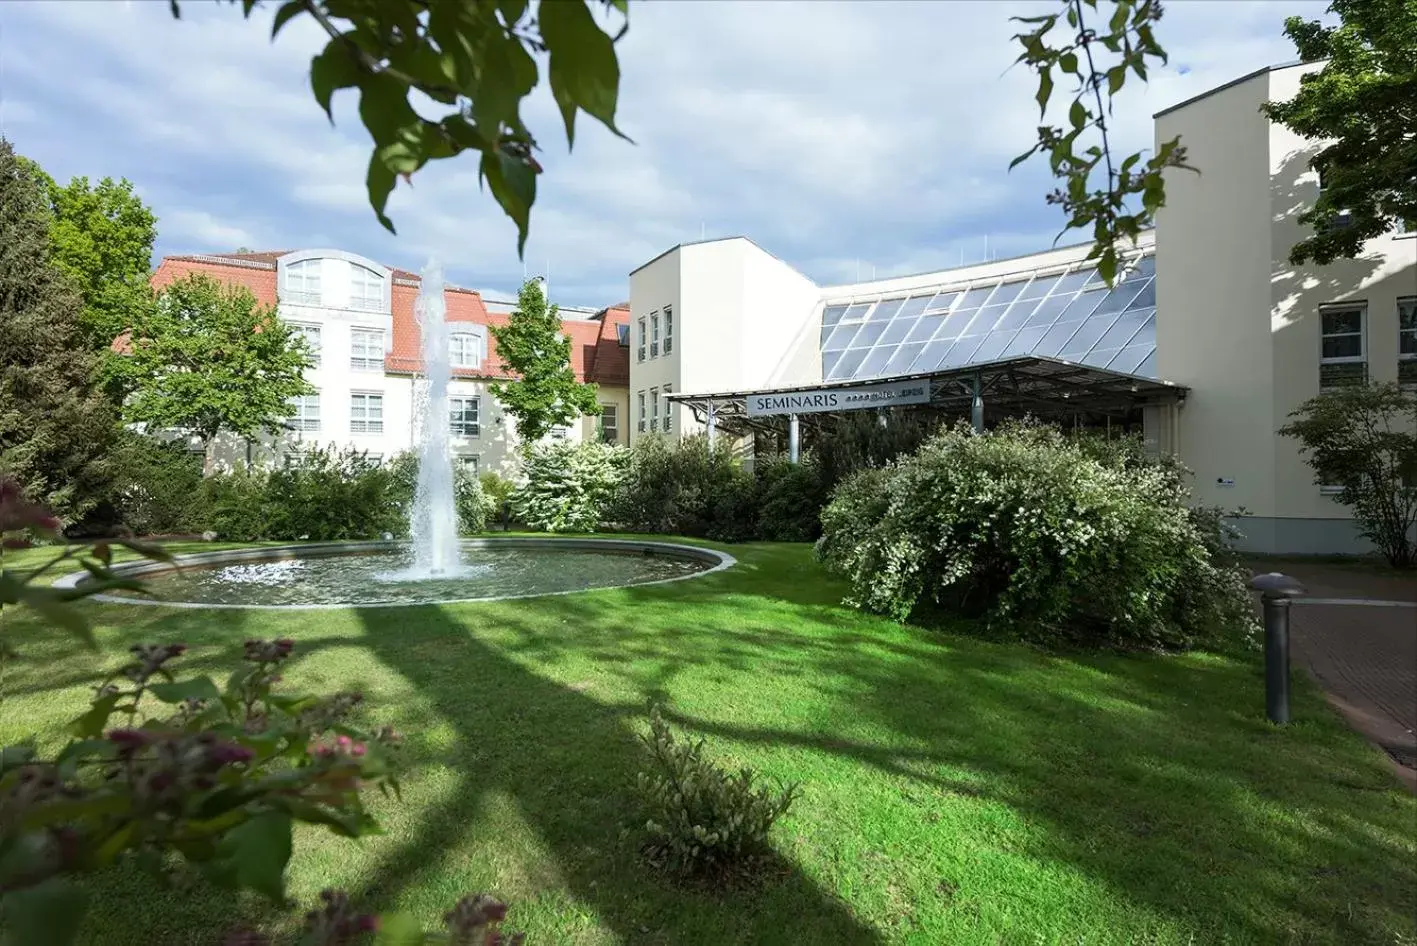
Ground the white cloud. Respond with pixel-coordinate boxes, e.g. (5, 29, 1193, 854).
(2, 0, 1331, 304)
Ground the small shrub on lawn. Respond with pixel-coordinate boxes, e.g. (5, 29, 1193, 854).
(635, 705, 799, 877)
(387, 451, 490, 535)
(264, 446, 403, 541)
(202, 465, 273, 541)
(612, 435, 757, 541)
(479, 470, 517, 521)
(754, 457, 829, 542)
(82, 431, 210, 536)
(816, 420, 1255, 649)
(512, 440, 627, 532)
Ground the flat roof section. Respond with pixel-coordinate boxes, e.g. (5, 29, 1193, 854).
(665, 355, 1187, 433)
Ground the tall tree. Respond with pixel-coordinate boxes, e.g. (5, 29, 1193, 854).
(0, 140, 118, 520)
(29, 168, 158, 353)
(488, 279, 600, 447)
(1261, 0, 1417, 265)
(112, 273, 314, 466)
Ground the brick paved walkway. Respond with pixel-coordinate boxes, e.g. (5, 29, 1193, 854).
(1249, 561, 1417, 791)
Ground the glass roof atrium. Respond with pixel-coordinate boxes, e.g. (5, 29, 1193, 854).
(820, 251, 1157, 382)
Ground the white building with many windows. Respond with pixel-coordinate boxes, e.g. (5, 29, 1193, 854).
(625, 60, 1415, 554)
(149, 249, 631, 474)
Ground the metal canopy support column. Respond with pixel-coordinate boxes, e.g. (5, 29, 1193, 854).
(706, 400, 717, 448)
(788, 413, 800, 463)
(971, 371, 985, 433)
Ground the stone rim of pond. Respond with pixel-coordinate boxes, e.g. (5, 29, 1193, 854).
(53, 537, 736, 611)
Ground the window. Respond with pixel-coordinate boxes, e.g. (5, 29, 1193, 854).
(363, 452, 383, 468)
(284, 259, 322, 305)
(349, 264, 384, 312)
(661, 384, 672, 431)
(650, 386, 659, 430)
(663, 306, 674, 355)
(651, 313, 660, 358)
(637, 318, 646, 362)
(349, 392, 384, 434)
(449, 396, 480, 437)
(615, 323, 630, 346)
(291, 323, 321, 367)
(449, 332, 485, 369)
(550, 426, 570, 440)
(457, 455, 479, 473)
(600, 404, 619, 443)
(286, 393, 320, 432)
(1400, 297, 1417, 385)
(637, 391, 646, 432)
(1316, 168, 1353, 229)
(350, 329, 385, 371)
(1319, 304, 1366, 388)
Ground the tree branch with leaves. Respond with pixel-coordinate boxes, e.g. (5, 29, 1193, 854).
(1011, 0, 1195, 285)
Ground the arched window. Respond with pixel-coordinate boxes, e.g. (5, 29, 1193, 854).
(349, 263, 385, 312)
(284, 259, 322, 305)
(449, 331, 486, 369)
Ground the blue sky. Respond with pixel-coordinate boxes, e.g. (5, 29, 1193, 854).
(1, 0, 1329, 306)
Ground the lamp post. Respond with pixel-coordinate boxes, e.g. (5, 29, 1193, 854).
(1249, 572, 1307, 725)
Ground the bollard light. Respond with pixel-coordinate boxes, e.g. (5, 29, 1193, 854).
(1248, 572, 1307, 725)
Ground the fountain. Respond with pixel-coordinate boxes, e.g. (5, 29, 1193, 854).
(404, 259, 464, 578)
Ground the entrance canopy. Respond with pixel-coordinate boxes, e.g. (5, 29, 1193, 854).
(665, 354, 1187, 436)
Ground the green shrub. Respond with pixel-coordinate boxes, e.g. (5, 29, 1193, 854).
(512, 440, 627, 532)
(754, 457, 828, 542)
(814, 412, 938, 493)
(612, 435, 757, 541)
(86, 432, 209, 536)
(263, 446, 402, 541)
(635, 705, 799, 877)
(816, 420, 1255, 650)
(203, 466, 273, 541)
(387, 452, 490, 535)
(479, 470, 517, 522)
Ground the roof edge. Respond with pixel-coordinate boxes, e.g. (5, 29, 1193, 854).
(1153, 59, 1309, 119)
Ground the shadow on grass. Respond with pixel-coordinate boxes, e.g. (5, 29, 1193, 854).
(346, 602, 881, 945)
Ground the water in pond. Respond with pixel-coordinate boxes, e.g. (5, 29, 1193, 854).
(113, 546, 708, 608)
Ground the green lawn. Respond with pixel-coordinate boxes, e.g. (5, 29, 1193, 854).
(2, 540, 1414, 945)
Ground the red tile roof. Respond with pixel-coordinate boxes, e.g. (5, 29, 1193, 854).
(148, 252, 626, 386)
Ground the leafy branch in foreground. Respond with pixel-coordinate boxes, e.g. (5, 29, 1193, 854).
(1011, 0, 1195, 284)
(169, 0, 631, 255)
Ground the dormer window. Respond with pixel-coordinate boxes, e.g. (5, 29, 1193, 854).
(449, 331, 486, 369)
(284, 259, 322, 305)
(349, 264, 384, 312)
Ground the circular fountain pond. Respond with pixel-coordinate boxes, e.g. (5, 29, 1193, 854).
(55, 539, 734, 610)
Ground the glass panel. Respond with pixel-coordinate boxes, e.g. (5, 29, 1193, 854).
(1082, 347, 1122, 368)
(842, 303, 873, 323)
(1322, 336, 1362, 359)
(934, 308, 975, 342)
(915, 337, 954, 372)
(1400, 299, 1416, 331)
(885, 342, 927, 375)
(988, 279, 1028, 306)
(848, 320, 888, 349)
(1058, 314, 1119, 357)
(896, 295, 933, 318)
(1095, 310, 1149, 350)
(870, 297, 906, 321)
(1130, 256, 1156, 278)
(822, 305, 849, 328)
(1320, 362, 1367, 387)
(1049, 269, 1094, 295)
(923, 291, 960, 314)
(945, 335, 985, 367)
(1321, 309, 1362, 335)
(1033, 320, 1084, 357)
(957, 284, 997, 310)
(1018, 275, 1058, 301)
(969, 331, 1016, 363)
(1023, 294, 1074, 328)
(1058, 287, 1108, 322)
(1124, 278, 1156, 310)
(968, 303, 1012, 334)
(1089, 282, 1144, 318)
(823, 322, 862, 351)
(1004, 325, 1050, 357)
(826, 348, 868, 380)
(1108, 344, 1153, 375)
(905, 318, 939, 343)
(822, 351, 845, 378)
(1137, 351, 1158, 378)
(878, 317, 917, 346)
(1403, 335, 1417, 357)
(991, 299, 1040, 332)
(1399, 359, 1417, 383)
(857, 346, 894, 378)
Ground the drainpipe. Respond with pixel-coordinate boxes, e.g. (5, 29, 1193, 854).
(788, 413, 800, 464)
(706, 400, 717, 449)
(971, 372, 984, 434)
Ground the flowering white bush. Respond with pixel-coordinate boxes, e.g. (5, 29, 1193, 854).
(512, 440, 627, 532)
(816, 420, 1255, 649)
